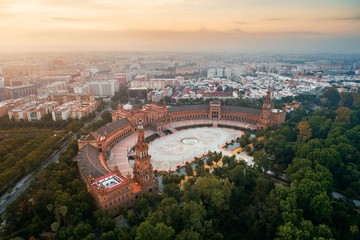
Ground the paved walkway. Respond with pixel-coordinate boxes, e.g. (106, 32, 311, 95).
(236, 151, 254, 166)
(107, 119, 256, 174)
(149, 127, 243, 171)
(108, 130, 155, 177)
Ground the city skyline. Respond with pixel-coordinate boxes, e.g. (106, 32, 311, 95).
(1, 0, 359, 53)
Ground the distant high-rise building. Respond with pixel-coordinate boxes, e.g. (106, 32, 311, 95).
(216, 68, 224, 78)
(73, 84, 90, 95)
(0, 74, 5, 88)
(0, 88, 6, 102)
(97, 63, 111, 73)
(224, 68, 232, 78)
(88, 80, 119, 97)
(114, 75, 127, 88)
(5, 85, 37, 99)
(207, 68, 216, 78)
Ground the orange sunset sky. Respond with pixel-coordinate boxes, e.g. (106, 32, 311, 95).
(0, 0, 359, 53)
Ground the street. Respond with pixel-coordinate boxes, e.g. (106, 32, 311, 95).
(0, 134, 76, 215)
(0, 106, 110, 215)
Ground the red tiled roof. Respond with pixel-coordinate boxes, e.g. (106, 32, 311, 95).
(92, 173, 128, 192)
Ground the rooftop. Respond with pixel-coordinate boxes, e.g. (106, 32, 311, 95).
(128, 87, 148, 90)
(222, 105, 262, 115)
(167, 105, 208, 113)
(5, 84, 34, 90)
(97, 118, 131, 136)
(91, 172, 127, 191)
(77, 144, 109, 180)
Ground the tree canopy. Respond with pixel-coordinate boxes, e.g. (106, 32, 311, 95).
(2, 90, 360, 239)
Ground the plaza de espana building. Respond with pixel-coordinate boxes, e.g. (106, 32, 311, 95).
(76, 92, 285, 216)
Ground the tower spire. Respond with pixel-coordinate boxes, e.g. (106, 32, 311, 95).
(137, 118, 145, 143)
(263, 90, 273, 110)
(133, 118, 154, 186)
(263, 77, 273, 110)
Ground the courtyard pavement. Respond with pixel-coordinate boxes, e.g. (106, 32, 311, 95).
(108, 121, 256, 173)
(108, 130, 155, 177)
(148, 127, 243, 171)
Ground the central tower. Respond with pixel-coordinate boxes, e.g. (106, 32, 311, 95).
(258, 91, 274, 129)
(133, 119, 155, 188)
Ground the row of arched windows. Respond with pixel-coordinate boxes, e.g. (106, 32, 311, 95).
(106, 126, 133, 150)
(102, 110, 260, 152)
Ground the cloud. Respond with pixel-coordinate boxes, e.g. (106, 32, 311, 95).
(1, 29, 359, 54)
(0, 12, 16, 20)
(320, 15, 360, 21)
(51, 17, 85, 21)
(233, 21, 248, 25)
(262, 17, 294, 21)
(262, 15, 360, 22)
(9, 27, 351, 43)
(262, 15, 360, 23)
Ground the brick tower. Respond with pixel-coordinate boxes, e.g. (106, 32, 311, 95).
(258, 91, 273, 129)
(133, 119, 157, 192)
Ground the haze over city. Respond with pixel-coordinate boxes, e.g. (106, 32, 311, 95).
(1, 0, 359, 53)
(1, 0, 360, 239)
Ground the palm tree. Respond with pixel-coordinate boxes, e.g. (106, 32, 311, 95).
(59, 206, 68, 226)
(51, 222, 59, 233)
(46, 204, 54, 214)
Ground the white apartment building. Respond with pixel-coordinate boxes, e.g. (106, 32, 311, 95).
(8, 102, 35, 121)
(52, 101, 76, 121)
(130, 80, 165, 90)
(88, 80, 119, 97)
(73, 84, 90, 95)
(216, 68, 224, 78)
(52, 100, 97, 121)
(0, 74, 5, 87)
(224, 68, 232, 78)
(37, 81, 67, 95)
(70, 101, 97, 119)
(207, 68, 216, 78)
(26, 101, 59, 121)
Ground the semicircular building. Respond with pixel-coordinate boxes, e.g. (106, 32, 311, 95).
(76, 92, 285, 215)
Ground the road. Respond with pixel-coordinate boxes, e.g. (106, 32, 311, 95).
(0, 134, 77, 215)
(84, 105, 111, 129)
(0, 106, 110, 215)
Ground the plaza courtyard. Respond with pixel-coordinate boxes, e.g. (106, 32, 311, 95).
(108, 127, 245, 172)
(148, 127, 242, 171)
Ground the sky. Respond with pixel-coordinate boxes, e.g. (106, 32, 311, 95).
(0, 0, 359, 53)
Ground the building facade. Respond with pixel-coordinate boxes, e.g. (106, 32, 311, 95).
(48, 94, 95, 105)
(88, 80, 119, 97)
(37, 81, 67, 95)
(51, 100, 97, 121)
(111, 91, 285, 133)
(77, 93, 284, 215)
(4, 85, 37, 99)
(79, 122, 158, 216)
